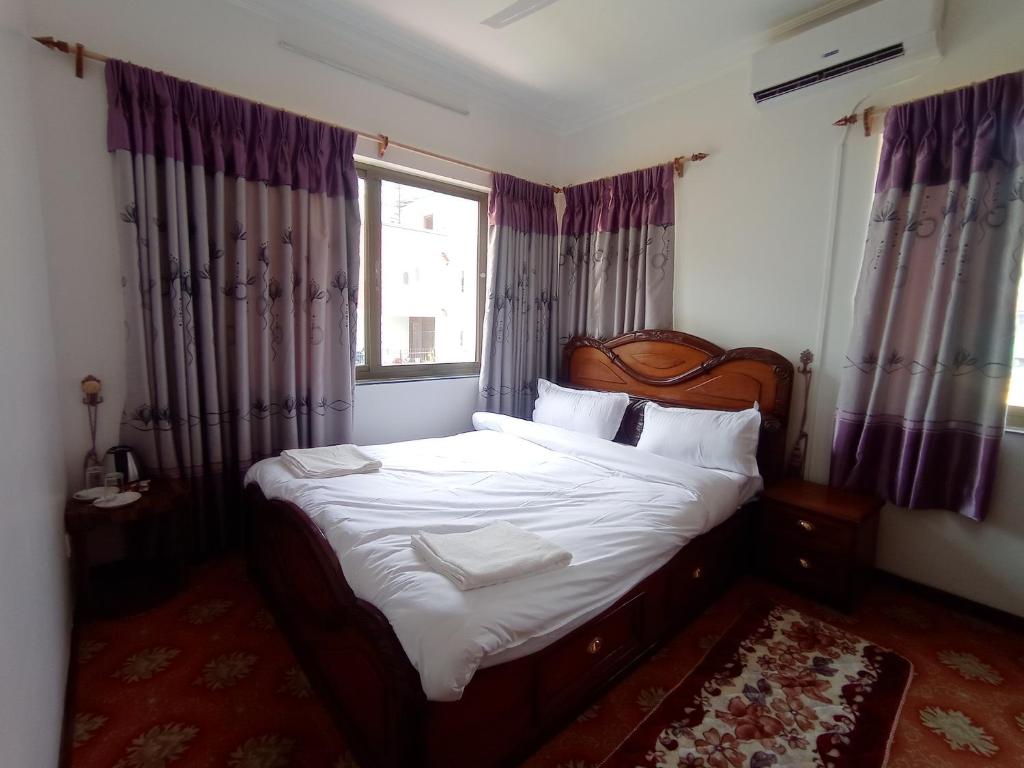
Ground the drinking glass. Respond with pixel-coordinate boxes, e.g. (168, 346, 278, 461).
(85, 465, 104, 490)
(103, 472, 123, 498)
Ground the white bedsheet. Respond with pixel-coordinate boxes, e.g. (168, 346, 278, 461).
(245, 412, 761, 702)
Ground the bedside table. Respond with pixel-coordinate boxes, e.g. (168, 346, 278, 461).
(65, 479, 188, 618)
(756, 478, 881, 611)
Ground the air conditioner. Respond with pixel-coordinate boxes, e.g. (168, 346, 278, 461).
(751, 0, 943, 105)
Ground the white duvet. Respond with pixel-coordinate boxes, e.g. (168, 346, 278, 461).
(245, 412, 760, 702)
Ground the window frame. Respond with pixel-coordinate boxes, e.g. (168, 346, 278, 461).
(356, 163, 488, 382)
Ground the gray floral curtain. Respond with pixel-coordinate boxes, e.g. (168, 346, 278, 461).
(832, 70, 1024, 521)
(479, 173, 558, 418)
(107, 60, 360, 531)
(558, 163, 675, 343)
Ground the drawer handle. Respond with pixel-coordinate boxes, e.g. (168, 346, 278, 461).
(798, 557, 811, 569)
(798, 519, 814, 532)
(693, 567, 703, 579)
(586, 637, 603, 655)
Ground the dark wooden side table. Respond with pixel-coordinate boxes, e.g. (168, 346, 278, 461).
(756, 478, 881, 611)
(65, 479, 188, 618)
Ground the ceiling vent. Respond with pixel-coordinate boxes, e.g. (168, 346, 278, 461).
(751, 0, 943, 105)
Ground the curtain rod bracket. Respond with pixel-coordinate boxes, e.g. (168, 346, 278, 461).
(862, 106, 875, 137)
(377, 134, 389, 158)
(674, 152, 709, 178)
(75, 42, 85, 78)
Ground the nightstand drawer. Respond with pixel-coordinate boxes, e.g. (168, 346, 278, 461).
(760, 545, 850, 598)
(760, 501, 852, 554)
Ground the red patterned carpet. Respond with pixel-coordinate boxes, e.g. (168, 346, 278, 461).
(70, 559, 1024, 767)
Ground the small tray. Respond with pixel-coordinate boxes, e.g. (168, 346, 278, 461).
(72, 487, 107, 502)
(93, 491, 142, 509)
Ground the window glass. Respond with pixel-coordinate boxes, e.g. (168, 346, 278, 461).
(355, 175, 366, 367)
(378, 179, 479, 367)
(1009, 274, 1024, 409)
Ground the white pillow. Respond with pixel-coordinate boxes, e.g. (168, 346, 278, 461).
(532, 379, 629, 440)
(636, 401, 761, 476)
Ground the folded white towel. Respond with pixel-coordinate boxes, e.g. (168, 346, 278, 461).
(280, 444, 382, 478)
(412, 521, 572, 591)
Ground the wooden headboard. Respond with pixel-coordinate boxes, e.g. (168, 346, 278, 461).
(562, 330, 794, 483)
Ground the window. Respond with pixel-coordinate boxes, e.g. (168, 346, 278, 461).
(408, 316, 436, 362)
(1009, 274, 1024, 430)
(356, 164, 486, 380)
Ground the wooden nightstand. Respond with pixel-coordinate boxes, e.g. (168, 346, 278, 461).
(756, 478, 881, 611)
(65, 479, 188, 618)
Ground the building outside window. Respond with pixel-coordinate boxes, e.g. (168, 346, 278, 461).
(355, 165, 486, 380)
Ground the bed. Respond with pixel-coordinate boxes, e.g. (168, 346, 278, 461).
(244, 330, 793, 768)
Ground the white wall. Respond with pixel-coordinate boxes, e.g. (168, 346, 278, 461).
(354, 376, 478, 445)
(559, 0, 1024, 616)
(0, 0, 71, 764)
(28, 0, 563, 486)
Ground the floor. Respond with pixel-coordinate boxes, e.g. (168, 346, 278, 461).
(69, 559, 1024, 768)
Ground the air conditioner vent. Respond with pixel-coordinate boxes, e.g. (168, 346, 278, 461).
(753, 43, 905, 103)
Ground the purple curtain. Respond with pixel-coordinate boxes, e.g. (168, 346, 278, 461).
(831, 70, 1024, 521)
(107, 60, 361, 550)
(479, 173, 559, 418)
(558, 163, 675, 343)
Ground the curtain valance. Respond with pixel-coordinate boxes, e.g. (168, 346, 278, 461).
(488, 172, 558, 235)
(561, 163, 675, 236)
(105, 59, 359, 198)
(875, 70, 1024, 193)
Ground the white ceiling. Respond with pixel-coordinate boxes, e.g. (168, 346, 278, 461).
(228, 0, 866, 133)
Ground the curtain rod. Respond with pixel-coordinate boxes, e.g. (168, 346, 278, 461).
(32, 35, 710, 193)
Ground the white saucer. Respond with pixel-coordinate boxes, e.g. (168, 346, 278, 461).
(73, 487, 107, 502)
(93, 491, 142, 509)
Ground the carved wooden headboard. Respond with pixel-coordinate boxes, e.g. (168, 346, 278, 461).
(562, 330, 794, 483)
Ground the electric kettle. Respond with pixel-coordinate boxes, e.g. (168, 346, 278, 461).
(103, 445, 143, 483)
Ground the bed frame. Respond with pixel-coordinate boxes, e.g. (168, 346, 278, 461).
(245, 329, 793, 768)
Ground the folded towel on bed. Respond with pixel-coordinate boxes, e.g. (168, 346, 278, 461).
(280, 444, 382, 478)
(412, 521, 572, 590)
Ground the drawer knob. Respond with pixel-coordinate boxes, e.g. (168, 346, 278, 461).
(798, 557, 811, 569)
(798, 519, 814, 532)
(693, 567, 703, 579)
(586, 637, 603, 655)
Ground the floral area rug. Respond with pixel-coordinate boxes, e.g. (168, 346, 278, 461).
(598, 602, 911, 768)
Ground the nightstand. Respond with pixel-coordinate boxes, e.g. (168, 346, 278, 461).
(756, 478, 881, 611)
(65, 479, 188, 618)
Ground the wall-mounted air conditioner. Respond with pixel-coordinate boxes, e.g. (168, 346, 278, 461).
(751, 0, 944, 105)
